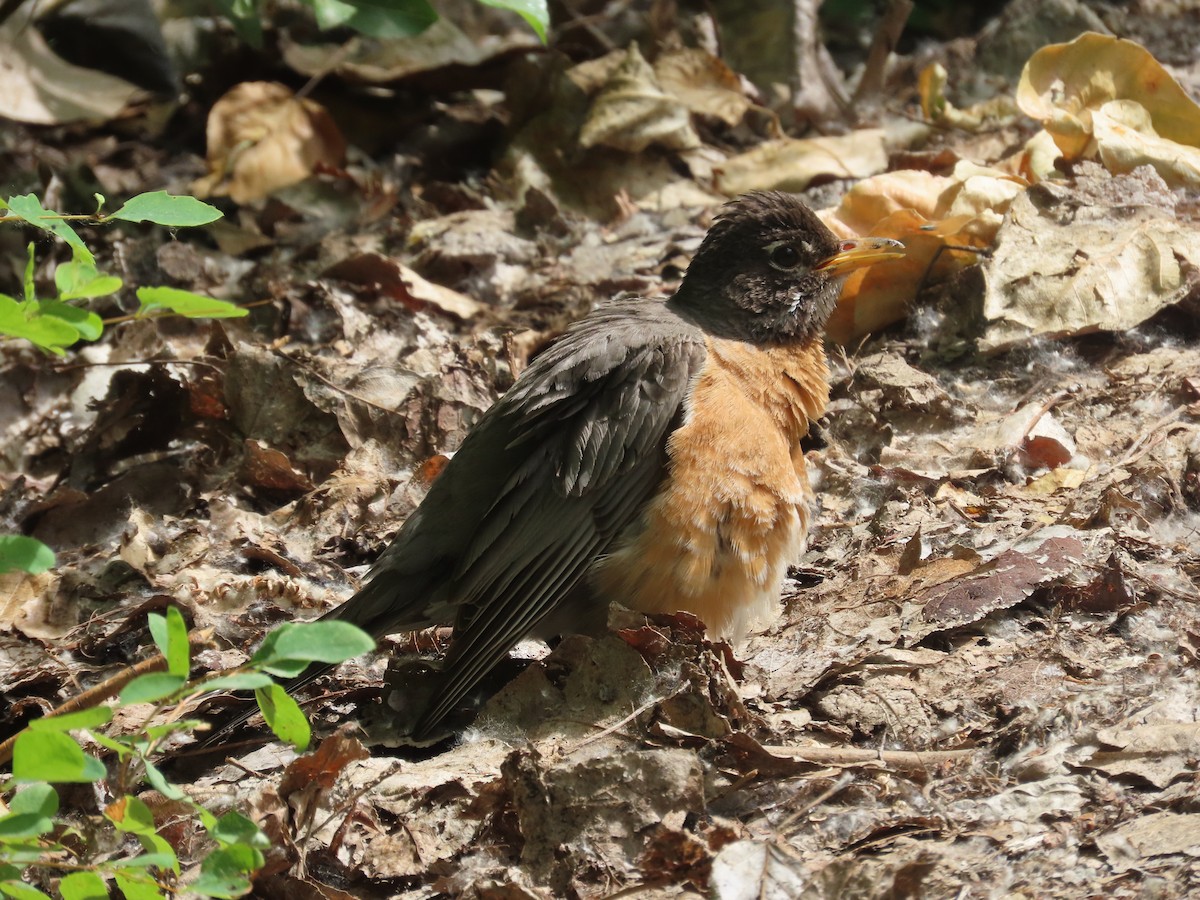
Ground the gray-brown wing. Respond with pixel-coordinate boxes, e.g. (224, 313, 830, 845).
(335, 301, 706, 737)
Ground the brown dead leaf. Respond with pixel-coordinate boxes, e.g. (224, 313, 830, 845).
(240, 439, 316, 496)
(324, 253, 482, 319)
(278, 730, 371, 799)
(1092, 99, 1200, 187)
(715, 130, 888, 196)
(280, 17, 536, 83)
(1016, 32, 1200, 182)
(0, 20, 144, 124)
(578, 44, 700, 153)
(918, 536, 1085, 627)
(653, 47, 752, 127)
(193, 82, 347, 204)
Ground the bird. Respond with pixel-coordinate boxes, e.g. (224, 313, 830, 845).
(212, 191, 903, 746)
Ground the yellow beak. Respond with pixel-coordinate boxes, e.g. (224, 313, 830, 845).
(815, 237, 905, 277)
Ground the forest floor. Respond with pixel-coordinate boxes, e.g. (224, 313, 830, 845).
(2, 0, 1200, 897)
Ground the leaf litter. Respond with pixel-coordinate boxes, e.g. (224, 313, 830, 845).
(2, 3, 1200, 897)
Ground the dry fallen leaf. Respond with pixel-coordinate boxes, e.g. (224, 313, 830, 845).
(1092, 99, 1200, 187)
(193, 81, 347, 204)
(1016, 32, 1200, 182)
(981, 175, 1200, 352)
(653, 47, 752, 127)
(578, 43, 700, 154)
(324, 252, 482, 319)
(0, 19, 144, 124)
(819, 162, 1025, 344)
(715, 130, 888, 196)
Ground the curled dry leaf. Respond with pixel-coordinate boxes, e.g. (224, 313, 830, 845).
(0, 20, 144, 124)
(1092, 99, 1200, 188)
(1016, 32, 1200, 185)
(192, 81, 347, 204)
(819, 162, 1026, 344)
(578, 44, 700, 154)
(919, 62, 1020, 132)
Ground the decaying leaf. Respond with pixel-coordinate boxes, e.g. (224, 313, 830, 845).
(324, 253, 483, 319)
(1016, 32, 1200, 186)
(1092, 99, 1200, 187)
(193, 81, 347, 204)
(578, 44, 700, 154)
(280, 17, 536, 83)
(917, 536, 1085, 628)
(653, 47, 753, 127)
(981, 172, 1200, 351)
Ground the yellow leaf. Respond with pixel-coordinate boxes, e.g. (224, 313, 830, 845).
(1016, 32, 1200, 163)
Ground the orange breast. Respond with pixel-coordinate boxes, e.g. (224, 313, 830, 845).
(589, 336, 830, 639)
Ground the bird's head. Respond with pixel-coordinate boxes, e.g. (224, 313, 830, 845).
(671, 191, 903, 343)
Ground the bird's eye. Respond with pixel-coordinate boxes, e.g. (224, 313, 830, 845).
(768, 243, 802, 270)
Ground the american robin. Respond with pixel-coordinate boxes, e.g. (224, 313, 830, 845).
(220, 191, 902, 744)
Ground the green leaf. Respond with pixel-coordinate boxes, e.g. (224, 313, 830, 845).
(111, 851, 178, 871)
(142, 761, 187, 802)
(307, 0, 437, 37)
(118, 673, 186, 705)
(143, 720, 203, 741)
(134, 835, 180, 873)
(477, 0, 548, 41)
(57, 871, 109, 900)
(198, 673, 274, 693)
(23, 244, 34, 303)
(35, 301, 103, 342)
(105, 795, 157, 836)
(250, 621, 374, 670)
(134, 287, 247, 319)
(55, 259, 122, 300)
(112, 870, 165, 900)
(26, 706, 112, 732)
(0, 536, 55, 575)
(11, 731, 106, 783)
(0, 880, 52, 900)
(110, 192, 223, 227)
(210, 811, 270, 850)
(0, 783, 56, 838)
(190, 843, 263, 898)
(148, 607, 190, 677)
(5, 195, 95, 266)
(254, 684, 310, 751)
(0, 294, 79, 355)
(7, 783, 57, 817)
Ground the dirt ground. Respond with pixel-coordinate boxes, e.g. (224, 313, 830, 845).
(2, 0, 1200, 897)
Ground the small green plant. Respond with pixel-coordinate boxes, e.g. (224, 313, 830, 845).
(215, 0, 549, 46)
(0, 537, 55, 575)
(0, 191, 244, 356)
(0, 607, 375, 898)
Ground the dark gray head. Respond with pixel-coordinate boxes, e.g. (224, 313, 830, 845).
(670, 191, 902, 343)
